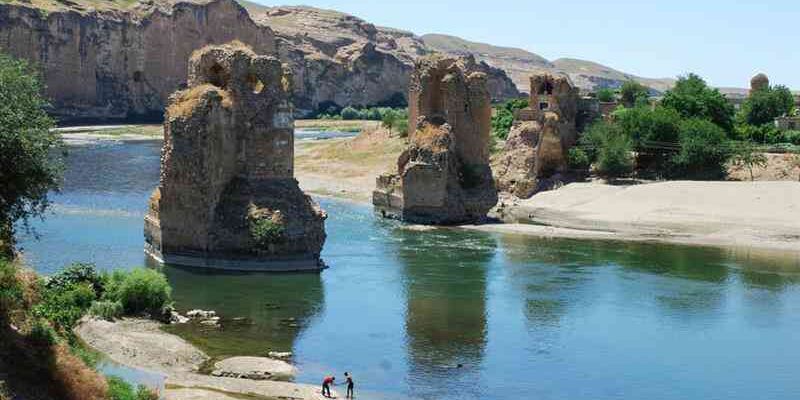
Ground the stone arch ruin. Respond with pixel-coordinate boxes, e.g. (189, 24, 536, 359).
(373, 55, 498, 225)
(144, 42, 326, 271)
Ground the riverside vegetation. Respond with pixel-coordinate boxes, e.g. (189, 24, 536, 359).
(0, 52, 170, 400)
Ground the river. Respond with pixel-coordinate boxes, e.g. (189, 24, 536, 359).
(17, 138, 800, 400)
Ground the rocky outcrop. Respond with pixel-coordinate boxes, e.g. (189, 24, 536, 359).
(494, 73, 579, 198)
(0, 0, 276, 122)
(373, 55, 497, 224)
(144, 42, 326, 271)
(0, 0, 520, 121)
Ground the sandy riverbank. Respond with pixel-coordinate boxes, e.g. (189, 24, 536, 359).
(475, 180, 800, 253)
(75, 318, 334, 400)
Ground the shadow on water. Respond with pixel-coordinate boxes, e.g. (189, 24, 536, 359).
(162, 265, 325, 360)
(389, 227, 497, 400)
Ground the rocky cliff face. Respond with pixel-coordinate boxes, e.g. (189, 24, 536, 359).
(0, 0, 520, 121)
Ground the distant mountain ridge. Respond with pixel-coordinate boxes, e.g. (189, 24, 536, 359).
(421, 34, 676, 94)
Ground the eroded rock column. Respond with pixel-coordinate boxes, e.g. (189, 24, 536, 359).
(144, 42, 326, 271)
(373, 55, 497, 224)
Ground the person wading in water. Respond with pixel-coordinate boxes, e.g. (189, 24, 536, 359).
(322, 375, 335, 398)
(344, 372, 355, 398)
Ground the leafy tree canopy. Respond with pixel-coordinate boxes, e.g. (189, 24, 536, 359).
(0, 53, 62, 255)
(738, 84, 795, 126)
(661, 73, 735, 133)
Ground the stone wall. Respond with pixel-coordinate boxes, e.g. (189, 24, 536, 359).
(494, 73, 579, 199)
(374, 55, 497, 224)
(144, 42, 326, 271)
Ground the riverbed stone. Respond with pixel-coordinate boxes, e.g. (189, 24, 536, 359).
(212, 357, 297, 381)
(143, 42, 327, 271)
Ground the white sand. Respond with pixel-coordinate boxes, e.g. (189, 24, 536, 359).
(476, 181, 800, 252)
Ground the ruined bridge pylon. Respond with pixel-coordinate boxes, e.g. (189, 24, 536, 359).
(144, 42, 326, 271)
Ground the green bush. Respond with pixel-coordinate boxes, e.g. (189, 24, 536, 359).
(46, 263, 103, 296)
(596, 88, 616, 103)
(597, 133, 634, 177)
(33, 282, 96, 330)
(619, 80, 650, 108)
(107, 376, 158, 400)
(567, 148, 591, 170)
(669, 119, 732, 179)
(491, 98, 529, 140)
(28, 318, 58, 346)
(250, 218, 285, 245)
(340, 106, 360, 120)
(784, 130, 800, 145)
(89, 300, 123, 321)
(113, 269, 171, 316)
(0, 259, 22, 318)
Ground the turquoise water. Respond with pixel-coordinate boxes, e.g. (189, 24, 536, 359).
(17, 139, 800, 400)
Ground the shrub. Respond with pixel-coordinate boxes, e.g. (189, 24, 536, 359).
(28, 318, 58, 346)
(46, 263, 103, 296)
(491, 98, 529, 140)
(33, 283, 96, 330)
(619, 80, 650, 108)
(89, 300, 123, 321)
(250, 218, 285, 245)
(0, 258, 22, 319)
(340, 106, 360, 120)
(730, 142, 768, 181)
(567, 148, 591, 170)
(597, 133, 634, 177)
(596, 88, 616, 103)
(107, 376, 158, 400)
(785, 130, 800, 145)
(738, 84, 795, 126)
(114, 269, 171, 316)
(669, 119, 732, 179)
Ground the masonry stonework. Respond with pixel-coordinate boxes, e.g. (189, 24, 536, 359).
(144, 43, 326, 271)
(494, 73, 579, 198)
(373, 55, 498, 224)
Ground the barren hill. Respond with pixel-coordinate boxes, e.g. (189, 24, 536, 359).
(422, 33, 675, 93)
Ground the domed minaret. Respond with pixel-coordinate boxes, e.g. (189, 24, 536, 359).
(750, 73, 770, 95)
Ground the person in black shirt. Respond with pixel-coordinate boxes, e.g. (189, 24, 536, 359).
(344, 372, 355, 398)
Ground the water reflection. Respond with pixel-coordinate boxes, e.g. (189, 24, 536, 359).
(391, 227, 496, 399)
(163, 266, 324, 359)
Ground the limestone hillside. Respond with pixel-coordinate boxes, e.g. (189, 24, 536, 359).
(0, 0, 673, 122)
(421, 34, 676, 94)
(0, 0, 518, 121)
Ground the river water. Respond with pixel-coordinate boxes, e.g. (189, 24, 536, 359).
(17, 139, 800, 400)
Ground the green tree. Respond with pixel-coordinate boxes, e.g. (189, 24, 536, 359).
(670, 118, 732, 179)
(580, 121, 634, 177)
(340, 106, 360, 120)
(0, 53, 62, 257)
(596, 88, 616, 103)
(661, 73, 735, 133)
(491, 98, 529, 140)
(619, 81, 649, 108)
(738, 84, 795, 126)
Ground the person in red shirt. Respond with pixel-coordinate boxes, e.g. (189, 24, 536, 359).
(322, 375, 335, 398)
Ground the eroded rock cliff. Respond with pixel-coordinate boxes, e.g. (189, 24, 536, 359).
(0, 0, 520, 121)
(144, 42, 326, 271)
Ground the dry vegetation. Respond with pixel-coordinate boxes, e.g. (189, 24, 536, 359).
(727, 152, 800, 181)
(295, 127, 406, 201)
(167, 84, 231, 118)
(0, 261, 108, 400)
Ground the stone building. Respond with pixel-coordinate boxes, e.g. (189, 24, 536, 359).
(494, 73, 579, 199)
(144, 42, 326, 271)
(750, 73, 770, 94)
(372, 55, 497, 225)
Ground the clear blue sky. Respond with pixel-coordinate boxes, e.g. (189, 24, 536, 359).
(253, 0, 800, 89)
